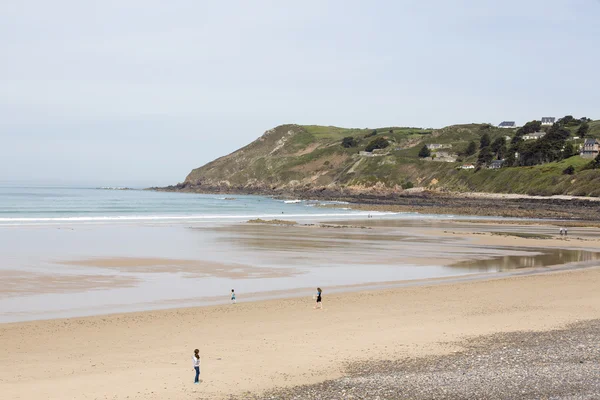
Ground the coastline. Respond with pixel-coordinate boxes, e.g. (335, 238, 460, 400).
(3, 265, 600, 400)
(154, 186, 600, 220)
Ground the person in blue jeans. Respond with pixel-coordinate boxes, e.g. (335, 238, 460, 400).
(192, 349, 201, 384)
(314, 287, 323, 310)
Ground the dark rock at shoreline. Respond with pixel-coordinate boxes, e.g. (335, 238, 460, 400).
(152, 184, 600, 221)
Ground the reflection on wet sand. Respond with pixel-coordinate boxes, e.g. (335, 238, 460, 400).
(204, 222, 600, 274)
(452, 248, 600, 272)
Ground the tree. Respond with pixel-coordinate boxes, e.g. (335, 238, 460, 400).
(490, 137, 507, 160)
(516, 124, 571, 166)
(491, 137, 506, 158)
(365, 137, 389, 152)
(504, 150, 517, 167)
(364, 129, 377, 138)
(418, 145, 431, 158)
(577, 122, 590, 138)
(480, 133, 491, 149)
(465, 141, 477, 156)
(477, 146, 493, 165)
(562, 142, 576, 159)
(511, 132, 524, 145)
(341, 136, 358, 148)
(519, 120, 542, 135)
(558, 115, 578, 127)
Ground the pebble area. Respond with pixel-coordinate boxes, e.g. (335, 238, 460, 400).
(230, 319, 600, 400)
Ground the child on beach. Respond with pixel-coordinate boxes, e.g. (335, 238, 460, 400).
(314, 287, 322, 310)
(192, 349, 201, 384)
(231, 289, 236, 304)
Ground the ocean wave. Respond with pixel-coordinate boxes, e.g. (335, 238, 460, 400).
(283, 200, 302, 204)
(96, 187, 134, 191)
(0, 211, 401, 225)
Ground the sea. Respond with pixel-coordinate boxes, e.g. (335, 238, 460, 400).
(2, 185, 596, 323)
(0, 185, 366, 225)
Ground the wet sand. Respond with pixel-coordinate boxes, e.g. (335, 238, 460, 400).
(2, 218, 600, 322)
(0, 269, 138, 297)
(2, 265, 600, 400)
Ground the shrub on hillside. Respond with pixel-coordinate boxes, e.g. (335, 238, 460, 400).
(341, 136, 358, 148)
(465, 141, 477, 156)
(418, 145, 431, 158)
(577, 122, 590, 138)
(584, 154, 600, 170)
(364, 130, 377, 138)
(563, 142, 576, 159)
(365, 137, 389, 152)
(402, 181, 414, 189)
(562, 165, 575, 175)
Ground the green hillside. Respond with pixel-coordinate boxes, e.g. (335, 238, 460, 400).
(179, 121, 600, 197)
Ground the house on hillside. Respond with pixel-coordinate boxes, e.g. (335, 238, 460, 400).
(460, 164, 475, 169)
(426, 143, 452, 150)
(541, 117, 556, 126)
(489, 160, 505, 169)
(523, 131, 546, 140)
(498, 121, 516, 128)
(581, 138, 600, 159)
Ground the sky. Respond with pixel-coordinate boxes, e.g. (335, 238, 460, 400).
(1, 0, 599, 186)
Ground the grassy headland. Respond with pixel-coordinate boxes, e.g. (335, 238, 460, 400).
(161, 118, 600, 198)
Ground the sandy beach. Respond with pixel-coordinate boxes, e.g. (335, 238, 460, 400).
(2, 260, 600, 399)
(2, 218, 600, 399)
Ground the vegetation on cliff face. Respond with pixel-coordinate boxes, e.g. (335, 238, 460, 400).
(177, 120, 600, 197)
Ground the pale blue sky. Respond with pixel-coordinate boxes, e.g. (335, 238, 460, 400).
(1, 0, 599, 186)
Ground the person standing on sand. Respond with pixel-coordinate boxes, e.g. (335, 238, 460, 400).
(314, 287, 323, 310)
(231, 289, 236, 304)
(192, 349, 201, 384)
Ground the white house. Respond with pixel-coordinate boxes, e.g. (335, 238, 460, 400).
(460, 164, 475, 169)
(522, 131, 546, 140)
(498, 121, 516, 128)
(541, 117, 556, 126)
(426, 143, 452, 150)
